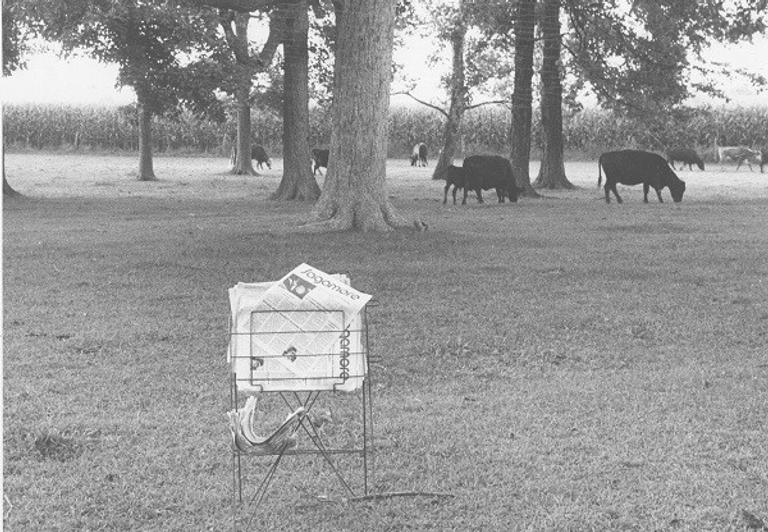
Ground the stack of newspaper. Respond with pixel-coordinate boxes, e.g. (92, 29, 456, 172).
(228, 263, 372, 392)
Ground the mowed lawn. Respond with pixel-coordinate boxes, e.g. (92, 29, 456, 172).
(3, 152, 768, 531)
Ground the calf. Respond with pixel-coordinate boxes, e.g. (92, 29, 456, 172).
(311, 148, 329, 176)
(462, 155, 523, 205)
(251, 145, 271, 170)
(443, 165, 466, 204)
(666, 148, 704, 171)
(411, 143, 428, 167)
(717, 146, 761, 171)
(598, 150, 686, 204)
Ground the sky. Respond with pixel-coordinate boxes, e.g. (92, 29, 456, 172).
(2, 35, 767, 108)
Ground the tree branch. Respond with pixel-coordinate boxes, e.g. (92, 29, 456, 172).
(465, 99, 510, 111)
(390, 91, 449, 118)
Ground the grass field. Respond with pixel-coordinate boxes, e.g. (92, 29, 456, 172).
(3, 153, 768, 531)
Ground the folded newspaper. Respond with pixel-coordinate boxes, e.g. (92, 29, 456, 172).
(228, 395, 305, 454)
(228, 264, 372, 392)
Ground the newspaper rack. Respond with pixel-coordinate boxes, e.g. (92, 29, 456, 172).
(227, 270, 375, 528)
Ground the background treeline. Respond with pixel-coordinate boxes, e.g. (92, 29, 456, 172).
(5, 103, 767, 160)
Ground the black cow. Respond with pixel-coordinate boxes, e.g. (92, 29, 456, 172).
(598, 150, 686, 204)
(411, 143, 428, 167)
(251, 145, 271, 170)
(666, 148, 704, 171)
(229, 144, 271, 170)
(312, 148, 329, 176)
(443, 165, 466, 204)
(462, 155, 523, 205)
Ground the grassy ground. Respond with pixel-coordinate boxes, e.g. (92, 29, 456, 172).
(3, 153, 768, 531)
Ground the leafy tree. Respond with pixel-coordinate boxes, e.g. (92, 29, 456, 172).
(394, 0, 512, 181)
(565, 0, 768, 113)
(217, 8, 284, 175)
(2, 0, 27, 197)
(22, 1, 225, 181)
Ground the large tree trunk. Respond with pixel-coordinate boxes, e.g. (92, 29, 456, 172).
(509, 0, 538, 197)
(303, 0, 425, 232)
(271, 0, 320, 200)
(533, 0, 574, 189)
(137, 101, 156, 181)
(432, 15, 467, 181)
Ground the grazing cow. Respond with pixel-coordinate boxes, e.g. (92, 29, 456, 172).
(443, 165, 466, 204)
(717, 145, 761, 171)
(598, 150, 686, 204)
(666, 148, 704, 171)
(251, 145, 271, 170)
(228, 144, 272, 170)
(411, 143, 428, 167)
(462, 155, 524, 205)
(311, 148, 329, 176)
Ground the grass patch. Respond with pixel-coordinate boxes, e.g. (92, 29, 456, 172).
(4, 154, 768, 530)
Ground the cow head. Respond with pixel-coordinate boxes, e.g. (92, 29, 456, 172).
(670, 180, 686, 203)
(507, 184, 525, 203)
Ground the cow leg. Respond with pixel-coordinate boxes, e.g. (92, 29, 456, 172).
(462, 188, 469, 205)
(443, 183, 450, 204)
(654, 187, 664, 203)
(497, 188, 505, 203)
(476, 189, 484, 204)
(608, 184, 622, 204)
(452, 187, 458, 204)
(604, 185, 611, 203)
(643, 184, 650, 203)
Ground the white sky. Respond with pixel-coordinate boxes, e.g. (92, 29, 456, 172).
(2, 36, 767, 108)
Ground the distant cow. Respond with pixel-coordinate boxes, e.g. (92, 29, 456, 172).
(251, 145, 271, 170)
(443, 165, 466, 204)
(598, 150, 686, 204)
(759, 148, 767, 173)
(312, 148, 329, 176)
(717, 145, 761, 171)
(462, 155, 524, 205)
(229, 144, 272, 170)
(411, 143, 428, 167)
(666, 148, 704, 171)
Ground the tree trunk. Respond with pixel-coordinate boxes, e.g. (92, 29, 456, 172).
(233, 85, 256, 175)
(3, 139, 21, 198)
(229, 12, 256, 176)
(303, 0, 425, 232)
(533, 0, 574, 189)
(509, 0, 538, 197)
(432, 15, 467, 181)
(137, 101, 156, 181)
(271, 0, 320, 201)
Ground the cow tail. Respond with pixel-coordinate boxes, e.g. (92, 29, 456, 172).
(597, 154, 603, 188)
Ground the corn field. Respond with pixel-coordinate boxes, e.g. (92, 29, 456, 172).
(3, 103, 767, 160)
